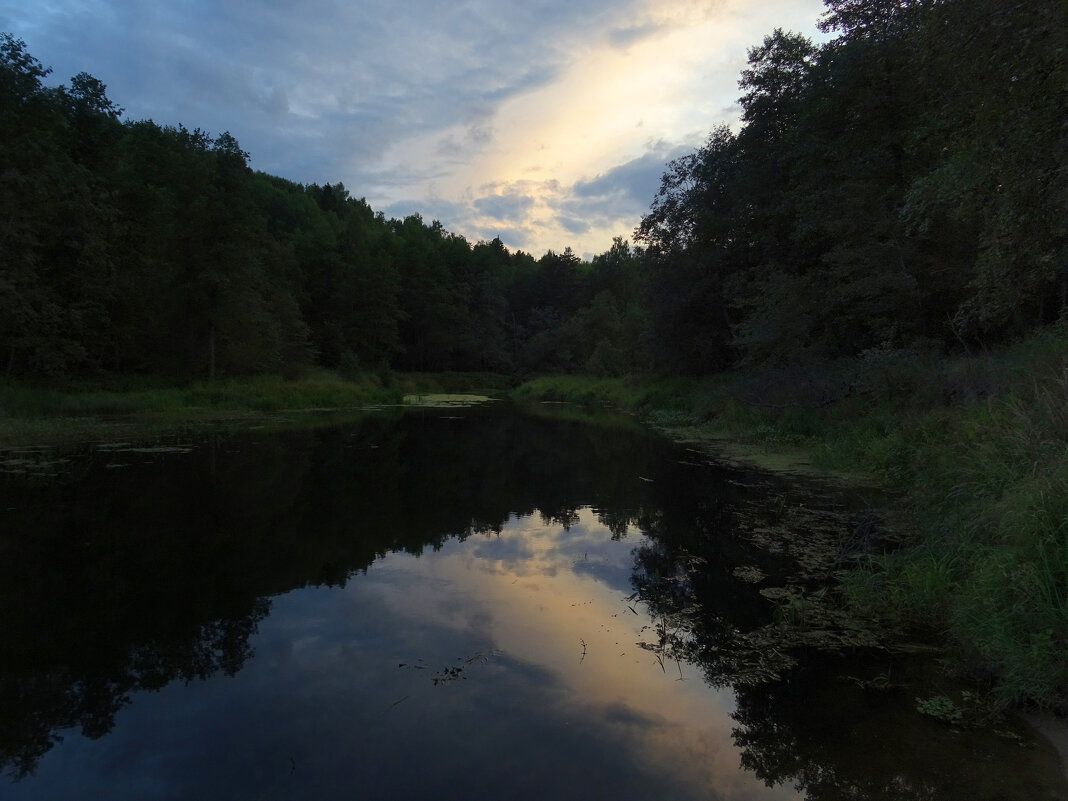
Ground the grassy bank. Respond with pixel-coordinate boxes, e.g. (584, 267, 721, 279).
(515, 327, 1068, 709)
(0, 370, 406, 445)
(0, 369, 523, 447)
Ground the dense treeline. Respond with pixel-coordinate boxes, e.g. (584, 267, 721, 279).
(1, 0, 1064, 380)
(0, 33, 647, 379)
(638, 0, 1067, 371)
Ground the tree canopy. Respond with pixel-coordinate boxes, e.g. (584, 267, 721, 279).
(636, 0, 1067, 369)
(2, 0, 1064, 380)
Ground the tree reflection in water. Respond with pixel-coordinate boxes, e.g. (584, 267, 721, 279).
(628, 481, 1068, 801)
(0, 406, 677, 779)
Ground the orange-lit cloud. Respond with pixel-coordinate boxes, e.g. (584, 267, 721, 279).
(377, 0, 828, 256)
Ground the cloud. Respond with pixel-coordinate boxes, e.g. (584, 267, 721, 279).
(436, 123, 495, 157)
(606, 22, 666, 49)
(602, 701, 660, 728)
(8, 0, 642, 180)
(572, 145, 683, 206)
(547, 142, 692, 232)
(469, 225, 534, 250)
(385, 183, 542, 250)
(382, 196, 468, 225)
(374, 142, 692, 256)
(473, 192, 536, 222)
(556, 216, 591, 235)
(571, 559, 633, 591)
(5, 0, 829, 257)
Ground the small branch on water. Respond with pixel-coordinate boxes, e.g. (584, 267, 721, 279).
(579, 638, 588, 664)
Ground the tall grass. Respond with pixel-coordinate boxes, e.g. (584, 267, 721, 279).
(0, 370, 403, 420)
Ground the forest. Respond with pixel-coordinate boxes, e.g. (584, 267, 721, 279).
(1, 0, 1065, 382)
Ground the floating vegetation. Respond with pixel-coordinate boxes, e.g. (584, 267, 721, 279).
(758, 587, 790, 601)
(916, 694, 964, 724)
(432, 666, 466, 686)
(400, 650, 501, 686)
(625, 436, 910, 690)
(0, 451, 72, 478)
(733, 565, 767, 584)
(113, 446, 194, 454)
(403, 394, 495, 408)
(915, 691, 1006, 728)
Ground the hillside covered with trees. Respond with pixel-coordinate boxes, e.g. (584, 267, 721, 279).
(1, 0, 1065, 382)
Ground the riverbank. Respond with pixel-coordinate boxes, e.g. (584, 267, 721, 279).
(0, 372, 402, 446)
(3, 336, 1065, 711)
(514, 327, 1068, 712)
(0, 371, 517, 447)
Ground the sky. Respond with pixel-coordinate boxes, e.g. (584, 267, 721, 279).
(1, 0, 827, 258)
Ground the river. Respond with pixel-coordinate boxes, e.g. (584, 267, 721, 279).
(0, 400, 1064, 799)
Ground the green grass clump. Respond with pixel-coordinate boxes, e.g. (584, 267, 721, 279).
(807, 363, 1068, 708)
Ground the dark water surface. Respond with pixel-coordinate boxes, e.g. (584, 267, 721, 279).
(1, 403, 1064, 800)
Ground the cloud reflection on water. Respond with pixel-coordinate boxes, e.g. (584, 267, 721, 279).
(15, 506, 794, 800)
(339, 507, 801, 800)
